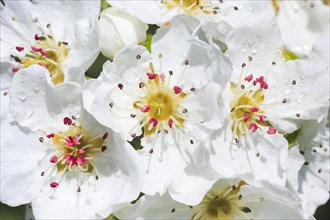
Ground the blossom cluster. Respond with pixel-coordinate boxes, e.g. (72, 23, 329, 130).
(0, 0, 329, 220)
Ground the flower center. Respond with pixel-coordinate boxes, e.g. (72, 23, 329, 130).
(192, 181, 249, 220)
(11, 23, 68, 85)
(132, 72, 186, 136)
(40, 117, 108, 190)
(162, 0, 218, 16)
(229, 57, 277, 142)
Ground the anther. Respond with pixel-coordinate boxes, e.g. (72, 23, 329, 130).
(235, 138, 239, 143)
(190, 140, 194, 144)
(41, 171, 45, 176)
(174, 86, 182, 94)
(101, 146, 107, 152)
(50, 182, 59, 188)
(238, 195, 242, 200)
(171, 208, 176, 213)
(241, 85, 245, 89)
(249, 123, 258, 132)
(242, 63, 246, 68)
(160, 73, 165, 80)
(39, 137, 44, 142)
(63, 117, 72, 125)
(213, 10, 217, 14)
(232, 185, 236, 190)
(136, 55, 141, 60)
(234, 6, 238, 10)
(231, 107, 235, 112)
(50, 156, 58, 163)
(118, 83, 124, 90)
(131, 133, 136, 138)
(259, 197, 264, 202)
(103, 132, 108, 139)
(184, 60, 189, 65)
(318, 169, 322, 173)
(46, 23, 51, 28)
(95, 175, 99, 180)
(77, 186, 81, 192)
(295, 113, 300, 117)
(12, 67, 19, 73)
(149, 118, 158, 127)
(244, 113, 250, 123)
(168, 119, 173, 128)
(267, 126, 276, 134)
(244, 74, 253, 82)
(146, 73, 157, 80)
(47, 133, 54, 138)
(139, 82, 145, 88)
(109, 102, 114, 108)
(248, 56, 252, 61)
(272, 61, 276, 65)
(292, 80, 296, 85)
(15, 46, 24, 52)
(149, 148, 154, 154)
(169, 70, 173, 75)
(130, 114, 136, 118)
(304, 161, 309, 166)
(282, 99, 287, 103)
(182, 108, 188, 113)
(140, 105, 151, 113)
(259, 115, 265, 124)
(190, 87, 195, 92)
(255, 153, 260, 157)
(249, 107, 259, 112)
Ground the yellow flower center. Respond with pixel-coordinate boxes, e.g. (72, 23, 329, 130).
(20, 35, 68, 85)
(162, 0, 216, 16)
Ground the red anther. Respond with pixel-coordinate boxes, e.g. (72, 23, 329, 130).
(168, 118, 173, 128)
(39, 49, 47, 56)
(75, 156, 87, 166)
(253, 80, 257, 86)
(65, 136, 81, 147)
(267, 126, 277, 134)
(101, 146, 107, 152)
(149, 118, 158, 127)
(261, 81, 268, 89)
(50, 155, 58, 163)
(255, 76, 264, 83)
(102, 132, 108, 139)
(160, 73, 165, 80)
(64, 153, 73, 159)
(63, 117, 72, 125)
(46, 133, 54, 138)
(244, 74, 253, 82)
(34, 34, 40, 40)
(146, 73, 157, 80)
(15, 46, 24, 52)
(174, 86, 182, 94)
(243, 113, 250, 122)
(249, 107, 259, 112)
(65, 155, 74, 166)
(78, 149, 86, 154)
(31, 46, 40, 52)
(259, 115, 266, 124)
(38, 63, 47, 68)
(140, 105, 151, 113)
(50, 182, 59, 188)
(12, 67, 19, 73)
(249, 123, 258, 132)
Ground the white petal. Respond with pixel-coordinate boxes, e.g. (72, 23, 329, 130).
(0, 123, 51, 206)
(9, 65, 82, 131)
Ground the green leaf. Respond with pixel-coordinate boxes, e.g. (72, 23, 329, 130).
(85, 53, 109, 79)
(145, 34, 153, 53)
(129, 134, 144, 150)
(282, 48, 299, 61)
(101, 0, 111, 11)
(285, 129, 300, 148)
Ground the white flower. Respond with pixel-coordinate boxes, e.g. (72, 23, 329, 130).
(115, 178, 306, 220)
(83, 15, 232, 198)
(274, 0, 330, 56)
(0, 0, 100, 85)
(210, 8, 329, 186)
(0, 65, 144, 219)
(99, 7, 148, 60)
(107, 0, 266, 42)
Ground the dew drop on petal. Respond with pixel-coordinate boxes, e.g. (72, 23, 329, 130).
(283, 89, 291, 95)
(17, 91, 27, 101)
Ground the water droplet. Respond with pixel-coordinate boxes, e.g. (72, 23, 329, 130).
(299, 83, 305, 88)
(34, 87, 39, 94)
(251, 48, 258, 55)
(300, 73, 306, 79)
(241, 49, 246, 54)
(17, 91, 26, 101)
(284, 89, 291, 95)
(297, 95, 304, 103)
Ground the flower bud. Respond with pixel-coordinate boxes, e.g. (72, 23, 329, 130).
(99, 7, 148, 59)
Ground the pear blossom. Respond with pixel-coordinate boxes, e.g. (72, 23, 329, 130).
(0, 65, 144, 219)
(115, 178, 306, 220)
(209, 9, 329, 186)
(99, 7, 148, 59)
(0, 0, 100, 85)
(83, 15, 232, 199)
